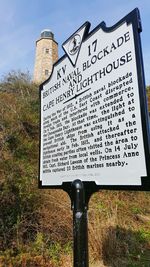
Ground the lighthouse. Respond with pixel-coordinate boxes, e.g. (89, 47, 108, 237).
(33, 29, 58, 83)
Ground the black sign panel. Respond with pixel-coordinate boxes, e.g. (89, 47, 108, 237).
(39, 8, 150, 190)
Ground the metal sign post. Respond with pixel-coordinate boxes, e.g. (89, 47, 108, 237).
(63, 180, 98, 267)
(72, 180, 89, 267)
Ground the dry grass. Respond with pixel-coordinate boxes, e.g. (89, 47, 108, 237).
(39, 189, 72, 244)
(91, 262, 108, 267)
(1, 190, 150, 266)
(60, 255, 107, 267)
(88, 190, 150, 266)
(40, 190, 150, 266)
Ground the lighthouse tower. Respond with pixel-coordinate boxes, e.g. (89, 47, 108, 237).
(33, 29, 58, 84)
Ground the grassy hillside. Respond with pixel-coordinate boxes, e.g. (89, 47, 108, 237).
(0, 71, 150, 267)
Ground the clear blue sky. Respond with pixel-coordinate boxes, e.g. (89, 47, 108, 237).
(0, 0, 150, 84)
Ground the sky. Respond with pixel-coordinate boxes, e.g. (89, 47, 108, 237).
(0, 0, 150, 84)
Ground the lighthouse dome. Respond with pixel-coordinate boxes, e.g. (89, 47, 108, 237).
(41, 29, 54, 39)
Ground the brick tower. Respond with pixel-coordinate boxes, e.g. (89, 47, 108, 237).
(33, 29, 58, 84)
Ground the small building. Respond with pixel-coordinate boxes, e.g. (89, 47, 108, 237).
(33, 29, 58, 84)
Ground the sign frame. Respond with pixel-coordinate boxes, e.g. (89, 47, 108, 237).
(39, 8, 150, 191)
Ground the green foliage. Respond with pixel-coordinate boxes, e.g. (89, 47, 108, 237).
(127, 228, 150, 266)
(48, 242, 61, 264)
(63, 241, 72, 254)
(0, 70, 31, 94)
(0, 70, 40, 251)
(146, 85, 150, 92)
(137, 228, 150, 243)
(131, 206, 142, 215)
(33, 233, 45, 254)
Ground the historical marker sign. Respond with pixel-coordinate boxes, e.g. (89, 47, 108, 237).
(39, 9, 150, 189)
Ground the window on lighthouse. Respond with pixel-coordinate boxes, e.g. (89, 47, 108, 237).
(45, 48, 49, 54)
(45, 69, 49, 76)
